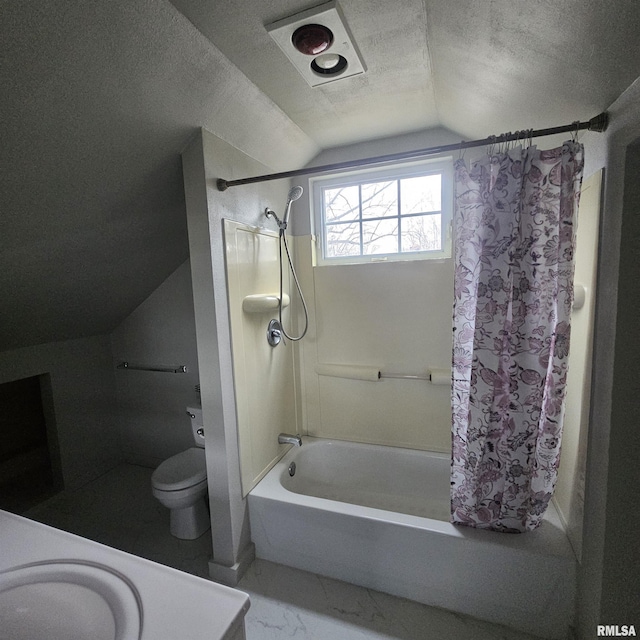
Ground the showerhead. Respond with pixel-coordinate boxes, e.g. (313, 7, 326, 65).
(283, 185, 304, 228)
(287, 185, 304, 203)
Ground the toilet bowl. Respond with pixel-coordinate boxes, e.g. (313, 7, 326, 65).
(151, 408, 210, 540)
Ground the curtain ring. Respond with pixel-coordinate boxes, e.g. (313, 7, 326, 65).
(502, 132, 512, 154)
(487, 135, 496, 157)
(571, 120, 580, 142)
(493, 133, 502, 155)
(458, 140, 466, 161)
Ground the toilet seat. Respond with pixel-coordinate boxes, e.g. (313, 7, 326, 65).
(152, 447, 207, 491)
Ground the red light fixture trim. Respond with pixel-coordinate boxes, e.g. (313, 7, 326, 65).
(291, 24, 334, 56)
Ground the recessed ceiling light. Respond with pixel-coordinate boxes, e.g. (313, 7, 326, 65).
(311, 53, 347, 76)
(313, 53, 342, 69)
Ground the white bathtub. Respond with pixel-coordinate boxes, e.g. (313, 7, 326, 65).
(248, 437, 575, 639)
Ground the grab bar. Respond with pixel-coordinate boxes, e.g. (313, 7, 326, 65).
(382, 370, 449, 384)
(117, 362, 188, 373)
(379, 373, 430, 381)
(315, 364, 449, 385)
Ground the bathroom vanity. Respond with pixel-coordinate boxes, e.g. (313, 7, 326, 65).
(0, 510, 249, 640)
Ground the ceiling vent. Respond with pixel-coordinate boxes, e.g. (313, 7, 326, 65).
(266, 1, 366, 87)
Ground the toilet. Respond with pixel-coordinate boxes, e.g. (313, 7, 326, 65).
(151, 407, 210, 540)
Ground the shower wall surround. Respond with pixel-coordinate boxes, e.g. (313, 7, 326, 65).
(294, 242, 454, 452)
(224, 220, 298, 495)
(553, 170, 603, 558)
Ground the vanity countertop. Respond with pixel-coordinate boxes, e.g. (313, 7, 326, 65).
(0, 510, 250, 640)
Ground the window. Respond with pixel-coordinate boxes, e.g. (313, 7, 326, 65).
(312, 157, 453, 265)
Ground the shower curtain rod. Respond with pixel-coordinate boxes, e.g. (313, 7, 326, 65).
(216, 112, 608, 191)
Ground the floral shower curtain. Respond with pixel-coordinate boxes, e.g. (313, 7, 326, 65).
(450, 140, 584, 533)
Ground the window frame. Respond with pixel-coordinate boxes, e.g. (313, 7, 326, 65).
(311, 156, 454, 266)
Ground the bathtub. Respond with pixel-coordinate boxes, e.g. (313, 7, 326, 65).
(248, 437, 575, 639)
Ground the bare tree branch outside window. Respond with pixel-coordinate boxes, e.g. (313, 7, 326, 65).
(323, 174, 443, 258)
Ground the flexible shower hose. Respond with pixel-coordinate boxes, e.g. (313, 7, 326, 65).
(278, 229, 309, 342)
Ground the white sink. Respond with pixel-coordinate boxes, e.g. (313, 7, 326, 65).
(0, 561, 141, 640)
(1, 511, 250, 639)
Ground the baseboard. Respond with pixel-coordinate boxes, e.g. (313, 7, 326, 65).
(209, 542, 255, 587)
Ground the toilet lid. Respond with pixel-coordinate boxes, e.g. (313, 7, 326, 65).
(152, 447, 207, 491)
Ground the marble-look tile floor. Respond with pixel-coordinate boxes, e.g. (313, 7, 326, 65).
(238, 559, 546, 640)
(23, 463, 547, 640)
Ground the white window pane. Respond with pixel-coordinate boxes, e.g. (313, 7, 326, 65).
(315, 157, 452, 264)
(401, 174, 441, 214)
(324, 186, 359, 222)
(361, 181, 397, 219)
(325, 223, 361, 257)
(362, 219, 398, 255)
(401, 214, 441, 252)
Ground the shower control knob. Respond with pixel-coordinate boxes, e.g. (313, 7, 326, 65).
(267, 319, 283, 347)
(197, 428, 204, 437)
(186, 411, 196, 419)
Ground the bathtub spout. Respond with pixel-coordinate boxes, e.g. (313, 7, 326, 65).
(278, 433, 302, 447)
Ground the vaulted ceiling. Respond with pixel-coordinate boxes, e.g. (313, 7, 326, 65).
(2, 0, 640, 351)
(172, 0, 640, 145)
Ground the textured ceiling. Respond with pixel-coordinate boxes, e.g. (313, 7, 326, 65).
(0, 0, 317, 351)
(172, 0, 640, 143)
(2, 0, 640, 351)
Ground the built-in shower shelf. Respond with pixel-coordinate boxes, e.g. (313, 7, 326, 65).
(242, 293, 290, 313)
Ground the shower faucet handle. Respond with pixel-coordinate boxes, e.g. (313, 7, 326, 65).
(267, 319, 285, 347)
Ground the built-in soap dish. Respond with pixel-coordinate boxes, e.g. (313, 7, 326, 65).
(242, 293, 290, 313)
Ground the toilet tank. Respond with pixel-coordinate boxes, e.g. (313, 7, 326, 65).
(187, 407, 205, 448)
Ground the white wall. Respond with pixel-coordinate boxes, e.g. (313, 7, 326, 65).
(0, 336, 122, 490)
(110, 260, 200, 467)
(601, 136, 640, 625)
(576, 76, 640, 638)
(182, 127, 316, 585)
